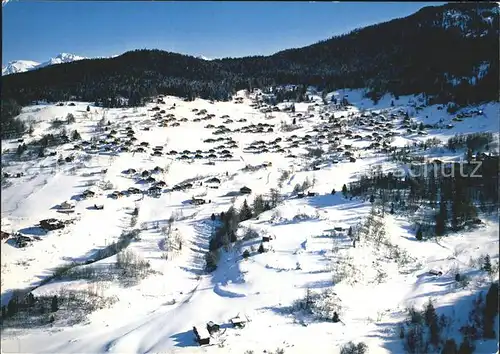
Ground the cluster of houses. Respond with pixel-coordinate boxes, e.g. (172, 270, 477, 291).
(243, 138, 286, 155)
(234, 122, 275, 134)
(3, 217, 72, 248)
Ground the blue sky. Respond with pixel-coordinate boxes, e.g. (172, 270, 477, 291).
(2, 1, 445, 66)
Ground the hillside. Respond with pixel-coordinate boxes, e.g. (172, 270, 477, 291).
(0, 89, 498, 353)
(1, 2, 498, 108)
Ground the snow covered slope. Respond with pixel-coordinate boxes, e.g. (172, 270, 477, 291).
(1, 60, 40, 76)
(0, 91, 498, 353)
(2, 53, 86, 76)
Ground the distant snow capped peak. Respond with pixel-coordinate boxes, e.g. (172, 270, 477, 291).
(38, 53, 86, 68)
(2, 60, 40, 76)
(196, 55, 212, 61)
(2, 53, 86, 75)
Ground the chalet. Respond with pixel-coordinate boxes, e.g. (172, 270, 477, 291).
(307, 191, 317, 197)
(168, 150, 178, 155)
(94, 204, 104, 210)
(153, 166, 164, 173)
(297, 192, 305, 198)
(110, 191, 124, 199)
(206, 177, 221, 184)
(82, 190, 96, 199)
(148, 186, 162, 196)
(230, 316, 246, 328)
(238, 186, 252, 195)
(59, 200, 75, 210)
(145, 176, 156, 183)
(192, 198, 206, 205)
(193, 325, 210, 346)
(262, 236, 272, 242)
(428, 270, 443, 276)
(206, 321, 220, 335)
(124, 168, 137, 175)
(40, 218, 65, 231)
(127, 187, 141, 194)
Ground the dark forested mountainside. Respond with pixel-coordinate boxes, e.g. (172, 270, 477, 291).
(1, 2, 498, 113)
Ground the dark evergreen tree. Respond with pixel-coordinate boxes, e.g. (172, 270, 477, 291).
(441, 339, 458, 354)
(416, 228, 423, 241)
(230, 230, 237, 243)
(424, 300, 440, 346)
(435, 199, 447, 236)
(51, 295, 59, 312)
(252, 195, 266, 216)
(239, 200, 253, 221)
(7, 297, 18, 317)
(483, 282, 499, 338)
(342, 184, 348, 198)
(258, 243, 265, 253)
(332, 312, 340, 323)
(27, 293, 36, 307)
(71, 130, 81, 141)
(457, 338, 474, 354)
(483, 254, 492, 273)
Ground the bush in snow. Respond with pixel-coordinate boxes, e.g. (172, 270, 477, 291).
(101, 180, 114, 190)
(277, 169, 291, 189)
(1, 284, 117, 329)
(115, 249, 151, 283)
(340, 341, 368, 354)
(292, 287, 342, 323)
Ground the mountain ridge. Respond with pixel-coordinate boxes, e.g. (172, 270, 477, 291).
(1, 2, 498, 107)
(2, 53, 87, 76)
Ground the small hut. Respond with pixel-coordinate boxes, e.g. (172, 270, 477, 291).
(230, 316, 246, 328)
(240, 186, 252, 194)
(40, 219, 65, 231)
(193, 325, 210, 345)
(59, 200, 75, 210)
(206, 321, 220, 335)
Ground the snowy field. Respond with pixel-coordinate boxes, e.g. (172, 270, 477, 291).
(1, 88, 498, 354)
